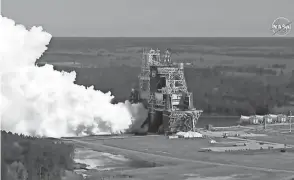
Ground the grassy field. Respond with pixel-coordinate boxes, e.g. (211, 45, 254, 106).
(66, 130, 294, 180)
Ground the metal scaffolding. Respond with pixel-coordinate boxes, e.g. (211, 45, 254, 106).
(138, 48, 203, 133)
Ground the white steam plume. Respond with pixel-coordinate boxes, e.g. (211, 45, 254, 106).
(0, 16, 148, 138)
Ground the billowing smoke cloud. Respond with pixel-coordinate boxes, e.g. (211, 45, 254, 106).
(0, 16, 148, 138)
(125, 101, 149, 133)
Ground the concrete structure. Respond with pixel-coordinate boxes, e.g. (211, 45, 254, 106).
(277, 114, 287, 123)
(264, 115, 273, 124)
(240, 115, 263, 125)
(240, 114, 289, 125)
(250, 115, 263, 124)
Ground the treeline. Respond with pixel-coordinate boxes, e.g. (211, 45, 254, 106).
(186, 67, 293, 115)
(49, 65, 293, 116)
(224, 51, 294, 59)
(163, 48, 294, 59)
(212, 65, 277, 75)
(271, 64, 286, 69)
(1, 131, 75, 180)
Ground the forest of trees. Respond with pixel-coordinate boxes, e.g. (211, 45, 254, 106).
(1, 131, 74, 180)
(52, 64, 294, 116)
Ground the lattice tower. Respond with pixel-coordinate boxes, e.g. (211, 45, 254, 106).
(138, 48, 203, 132)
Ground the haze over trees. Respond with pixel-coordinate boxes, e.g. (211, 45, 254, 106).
(51, 64, 293, 116)
(38, 37, 294, 116)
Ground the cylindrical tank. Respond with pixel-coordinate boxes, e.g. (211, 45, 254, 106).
(163, 111, 171, 133)
(148, 111, 163, 133)
(205, 124, 213, 131)
(179, 63, 184, 70)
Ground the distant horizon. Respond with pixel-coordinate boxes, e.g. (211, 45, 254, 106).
(3, 0, 294, 37)
(51, 36, 294, 38)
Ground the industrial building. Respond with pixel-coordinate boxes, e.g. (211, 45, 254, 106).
(130, 48, 203, 134)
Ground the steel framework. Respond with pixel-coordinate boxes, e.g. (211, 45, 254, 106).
(138, 48, 203, 132)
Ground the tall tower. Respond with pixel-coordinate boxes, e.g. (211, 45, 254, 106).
(137, 48, 203, 133)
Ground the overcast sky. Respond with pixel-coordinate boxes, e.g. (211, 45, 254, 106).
(2, 0, 294, 37)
